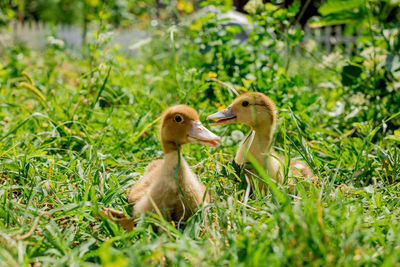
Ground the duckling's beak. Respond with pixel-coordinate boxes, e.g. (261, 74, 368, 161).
(187, 121, 221, 147)
(207, 105, 237, 126)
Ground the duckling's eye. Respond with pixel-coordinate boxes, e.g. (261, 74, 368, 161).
(242, 101, 249, 107)
(174, 114, 184, 123)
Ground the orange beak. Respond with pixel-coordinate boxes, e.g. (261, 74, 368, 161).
(187, 121, 221, 147)
(207, 105, 237, 126)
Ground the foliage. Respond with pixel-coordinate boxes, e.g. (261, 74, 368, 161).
(0, 0, 200, 27)
(310, 0, 400, 28)
(0, 1, 400, 266)
(309, 0, 400, 127)
(189, 2, 306, 110)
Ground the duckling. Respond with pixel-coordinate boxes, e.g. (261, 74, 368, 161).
(207, 92, 313, 185)
(127, 105, 220, 222)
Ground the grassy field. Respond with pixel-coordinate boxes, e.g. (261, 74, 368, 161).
(1, 18, 400, 266)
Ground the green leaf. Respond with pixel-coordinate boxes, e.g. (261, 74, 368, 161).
(385, 135, 400, 142)
(318, 0, 364, 16)
(342, 64, 363, 86)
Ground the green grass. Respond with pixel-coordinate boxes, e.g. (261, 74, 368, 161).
(0, 26, 400, 266)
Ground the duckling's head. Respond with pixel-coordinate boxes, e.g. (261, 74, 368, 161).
(207, 92, 277, 129)
(161, 105, 221, 153)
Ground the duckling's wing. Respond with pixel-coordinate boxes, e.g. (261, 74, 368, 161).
(289, 158, 313, 178)
(277, 154, 313, 179)
(127, 159, 164, 203)
(234, 130, 255, 166)
(144, 159, 164, 175)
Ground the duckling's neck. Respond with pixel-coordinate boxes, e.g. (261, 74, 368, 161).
(161, 149, 189, 183)
(235, 122, 274, 166)
(163, 150, 180, 163)
(162, 140, 181, 154)
(161, 141, 184, 176)
(251, 123, 274, 153)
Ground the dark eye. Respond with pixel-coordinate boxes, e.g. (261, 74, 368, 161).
(174, 114, 183, 123)
(242, 101, 249, 107)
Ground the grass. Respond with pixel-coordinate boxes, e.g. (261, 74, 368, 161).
(0, 23, 400, 266)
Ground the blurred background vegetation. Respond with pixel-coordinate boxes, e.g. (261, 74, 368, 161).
(1, 0, 399, 123)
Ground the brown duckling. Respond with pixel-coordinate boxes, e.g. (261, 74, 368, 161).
(207, 92, 313, 186)
(127, 105, 220, 222)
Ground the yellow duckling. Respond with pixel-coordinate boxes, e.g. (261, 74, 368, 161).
(207, 92, 313, 186)
(127, 105, 220, 222)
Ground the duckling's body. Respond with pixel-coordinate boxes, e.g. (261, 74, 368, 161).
(127, 159, 163, 203)
(133, 152, 209, 221)
(127, 105, 219, 222)
(208, 92, 313, 186)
